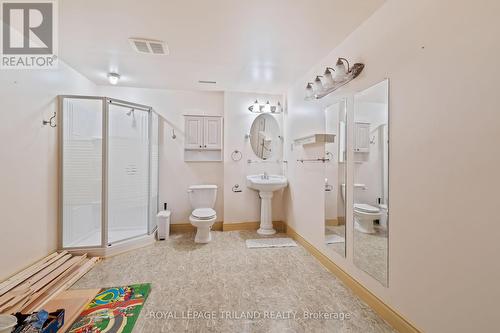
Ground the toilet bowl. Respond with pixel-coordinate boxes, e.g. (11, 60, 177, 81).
(354, 203, 381, 234)
(188, 185, 217, 243)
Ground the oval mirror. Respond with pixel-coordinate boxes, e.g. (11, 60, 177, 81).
(249, 114, 280, 160)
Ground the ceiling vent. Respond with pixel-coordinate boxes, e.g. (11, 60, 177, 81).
(129, 38, 169, 55)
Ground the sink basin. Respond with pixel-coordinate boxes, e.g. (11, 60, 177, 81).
(246, 174, 288, 192)
(246, 174, 288, 235)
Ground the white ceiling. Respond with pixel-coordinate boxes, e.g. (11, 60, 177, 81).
(59, 0, 385, 93)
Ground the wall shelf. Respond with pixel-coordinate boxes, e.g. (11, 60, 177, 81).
(294, 134, 335, 146)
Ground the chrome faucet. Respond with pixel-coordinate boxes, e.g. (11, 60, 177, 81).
(262, 172, 269, 180)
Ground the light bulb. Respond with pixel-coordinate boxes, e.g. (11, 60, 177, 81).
(305, 82, 314, 99)
(274, 101, 282, 113)
(333, 58, 347, 82)
(252, 100, 260, 113)
(264, 101, 271, 113)
(107, 72, 120, 85)
(313, 76, 324, 94)
(323, 67, 335, 88)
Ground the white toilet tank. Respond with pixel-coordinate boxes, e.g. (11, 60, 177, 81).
(188, 185, 217, 209)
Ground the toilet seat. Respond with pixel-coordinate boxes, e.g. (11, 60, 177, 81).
(354, 203, 380, 213)
(192, 208, 216, 220)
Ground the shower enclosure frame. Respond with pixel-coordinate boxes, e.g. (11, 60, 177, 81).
(57, 95, 159, 257)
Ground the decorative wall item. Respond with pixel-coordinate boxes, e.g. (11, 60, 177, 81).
(305, 58, 365, 100)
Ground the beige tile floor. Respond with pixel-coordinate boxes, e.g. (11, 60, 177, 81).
(73, 231, 396, 333)
(353, 225, 388, 286)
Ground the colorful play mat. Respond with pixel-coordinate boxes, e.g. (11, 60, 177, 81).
(68, 283, 151, 333)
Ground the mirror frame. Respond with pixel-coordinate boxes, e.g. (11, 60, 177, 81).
(351, 78, 390, 287)
(324, 98, 348, 257)
(249, 113, 281, 160)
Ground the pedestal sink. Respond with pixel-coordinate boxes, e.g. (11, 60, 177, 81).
(246, 174, 288, 235)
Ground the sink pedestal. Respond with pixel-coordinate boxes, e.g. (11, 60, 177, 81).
(257, 191, 276, 235)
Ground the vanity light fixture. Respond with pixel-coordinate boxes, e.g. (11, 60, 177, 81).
(107, 72, 120, 85)
(313, 76, 323, 94)
(263, 101, 271, 113)
(305, 57, 365, 100)
(333, 58, 350, 82)
(323, 67, 335, 88)
(248, 100, 283, 113)
(252, 100, 261, 112)
(305, 82, 314, 99)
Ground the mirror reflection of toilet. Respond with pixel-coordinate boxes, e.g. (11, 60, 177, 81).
(341, 184, 382, 234)
(188, 185, 217, 243)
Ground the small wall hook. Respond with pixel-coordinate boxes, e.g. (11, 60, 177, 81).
(172, 129, 177, 139)
(43, 112, 57, 127)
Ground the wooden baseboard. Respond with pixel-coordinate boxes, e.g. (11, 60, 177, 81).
(223, 221, 286, 232)
(170, 221, 223, 233)
(326, 217, 346, 226)
(286, 225, 421, 333)
(170, 221, 286, 233)
(325, 219, 339, 226)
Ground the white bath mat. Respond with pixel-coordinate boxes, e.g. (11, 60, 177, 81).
(246, 237, 298, 249)
(326, 234, 345, 244)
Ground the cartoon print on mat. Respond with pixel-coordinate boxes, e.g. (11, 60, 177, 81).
(68, 283, 151, 333)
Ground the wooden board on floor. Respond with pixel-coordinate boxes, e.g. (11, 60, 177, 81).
(0, 252, 64, 296)
(42, 289, 100, 333)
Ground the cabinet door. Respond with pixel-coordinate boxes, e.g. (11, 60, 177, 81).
(185, 116, 204, 149)
(203, 117, 222, 150)
(354, 122, 370, 152)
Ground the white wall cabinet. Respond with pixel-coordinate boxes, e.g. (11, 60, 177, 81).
(185, 116, 205, 149)
(184, 116, 223, 161)
(354, 122, 370, 153)
(203, 117, 222, 150)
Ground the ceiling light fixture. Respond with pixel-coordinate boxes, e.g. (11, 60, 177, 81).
(107, 72, 120, 85)
(305, 57, 365, 100)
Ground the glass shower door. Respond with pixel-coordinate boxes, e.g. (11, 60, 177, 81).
(61, 97, 104, 248)
(107, 103, 149, 244)
(149, 112, 159, 234)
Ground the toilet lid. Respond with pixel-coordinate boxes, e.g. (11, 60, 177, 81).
(354, 203, 380, 213)
(192, 208, 216, 219)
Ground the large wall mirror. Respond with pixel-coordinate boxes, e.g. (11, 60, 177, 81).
(353, 79, 389, 286)
(249, 113, 280, 160)
(324, 99, 347, 257)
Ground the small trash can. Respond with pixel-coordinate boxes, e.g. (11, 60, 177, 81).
(0, 314, 17, 333)
(157, 210, 171, 240)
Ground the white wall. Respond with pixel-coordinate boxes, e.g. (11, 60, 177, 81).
(223, 92, 284, 224)
(284, 1, 500, 332)
(98, 86, 225, 225)
(0, 62, 97, 280)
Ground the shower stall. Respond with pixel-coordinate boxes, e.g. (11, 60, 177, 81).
(58, 96, 159, 256)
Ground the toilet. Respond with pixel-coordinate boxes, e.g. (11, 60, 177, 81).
(353, 203, 381, 234)
(341, 184, 382, 234)
(188, 185, 217, 243)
